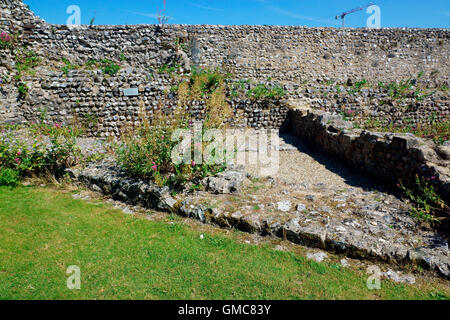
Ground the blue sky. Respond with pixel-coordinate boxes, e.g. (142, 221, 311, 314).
(23, 0, 450, 28)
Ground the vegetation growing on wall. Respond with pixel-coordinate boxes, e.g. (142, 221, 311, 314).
(14, 47, 40, 79)
(59, 57, 121, 76)
(363, 116, 449, 145)
(61, 57, 79, 75)
(100, 59, 120, 76)
(0, 31, 15, 49)
(317, 74, 450, 144)
(16, 82, 29, 99)
(246, 83, 286, 101)
(116, 105, 227, 190)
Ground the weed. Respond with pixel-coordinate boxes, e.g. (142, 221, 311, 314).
(14, 48, 40, 79)
(119, 51, 127, 62)
(246, 84, 286, 101)
(398, 175, 448, 225)
(61, 57, 79, 75)
(101, 59, 120, 76)
(17, 82, 29, 99)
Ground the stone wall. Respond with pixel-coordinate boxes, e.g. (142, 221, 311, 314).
(5, 6, 448, 85)
(0, 0, 449, 134)
(293, 81, 449, 130)
(288, 108, 450, 203)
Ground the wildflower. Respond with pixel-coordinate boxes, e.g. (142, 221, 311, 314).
(54, 123, 62, 128)
(15, 158, 20, 164)
(191, 160, 196, 167)
(431, 176, 437, 180)
(17, 151, 22, 156)
(152, 163, 157, 171)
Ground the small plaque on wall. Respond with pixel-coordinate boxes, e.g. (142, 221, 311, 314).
(123, 88, 139, 96)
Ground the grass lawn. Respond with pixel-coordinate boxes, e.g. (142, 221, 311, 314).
(0, 185, 448, 300)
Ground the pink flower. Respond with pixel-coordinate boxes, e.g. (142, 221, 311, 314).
(345, 109, 355, 116)
(17, 151, 22, 156)
(431, 176, 437, 180)
(191, 160, 196, 167)
(152, 164, 157, 171)
(54, 123, 62, 128)
(15, 158, 20, 164)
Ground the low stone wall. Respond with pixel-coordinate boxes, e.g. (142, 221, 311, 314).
(287, 108, 450, 203)
(292, 82, 449, 129)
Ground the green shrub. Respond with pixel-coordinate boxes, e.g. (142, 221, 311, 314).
(0, 123, 80, 185)
(116, 111, 226, 189)
(178, 67, 233, 128)
(0, 168, 19, 186)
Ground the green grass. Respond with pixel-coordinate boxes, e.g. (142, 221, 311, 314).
(0, 186, 449, 300)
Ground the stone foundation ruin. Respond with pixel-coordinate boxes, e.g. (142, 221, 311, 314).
(1, 0, 449, 278)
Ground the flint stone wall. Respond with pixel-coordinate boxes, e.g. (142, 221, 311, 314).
(0, 0, 449, 133)
(3, 0, 449, 84)
(288, 108, 450, 203)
